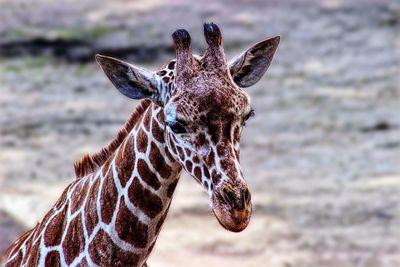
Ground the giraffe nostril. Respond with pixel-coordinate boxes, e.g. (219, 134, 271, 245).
(242, 187, 251, 208)
(221, 187, 236, 208)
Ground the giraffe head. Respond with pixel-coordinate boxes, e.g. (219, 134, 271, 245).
(96, 23, 279, 232)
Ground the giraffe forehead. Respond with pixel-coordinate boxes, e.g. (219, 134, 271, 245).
(159, 58, 251, 121)
(174, 88, 250, 119)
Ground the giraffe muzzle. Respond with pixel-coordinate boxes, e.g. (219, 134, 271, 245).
(212, 184, 252, 232)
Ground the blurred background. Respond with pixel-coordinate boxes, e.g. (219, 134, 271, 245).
(1, 0, 400, 266)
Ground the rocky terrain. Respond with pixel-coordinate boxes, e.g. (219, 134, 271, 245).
(1, 0, 400, 266)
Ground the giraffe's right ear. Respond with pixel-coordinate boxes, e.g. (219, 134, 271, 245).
(96, 54, 164, 105)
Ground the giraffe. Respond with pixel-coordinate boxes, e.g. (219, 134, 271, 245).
(1, 23, 279, 266)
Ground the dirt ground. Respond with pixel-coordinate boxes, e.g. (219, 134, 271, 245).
(1, 0, 400, 266)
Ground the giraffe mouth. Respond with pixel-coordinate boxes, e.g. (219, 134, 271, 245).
(211, 191, 252, 233)
(212, 206, 251, 232)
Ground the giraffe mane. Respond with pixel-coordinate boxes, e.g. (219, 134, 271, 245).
(2, 228, 34, 260)
(74, 99, 152, 178)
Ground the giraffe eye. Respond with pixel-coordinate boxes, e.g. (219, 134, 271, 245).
(243, 109, 255, 126)
(166, 120, 187, 134)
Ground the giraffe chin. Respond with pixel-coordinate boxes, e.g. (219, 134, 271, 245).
(212, 206, 251, 232)
(211, 200, 252, 233)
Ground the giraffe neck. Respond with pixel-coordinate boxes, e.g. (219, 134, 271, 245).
(3, 103, 183, 267)
(81, 103, 182, 265)
(102, 104, 182, 266)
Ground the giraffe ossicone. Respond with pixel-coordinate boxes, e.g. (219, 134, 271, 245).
(2, 23, 279, 266)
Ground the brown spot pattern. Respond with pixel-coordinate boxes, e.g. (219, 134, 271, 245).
(128, 178, 163, 219)
(192, 156, 200, 164)
(156, 109, 164, 123)
(35, 209, 57, 243)
(70, 179, 90, 214)
(142, 109, 152, 131)
(167, 61, 176, 69)
(203, 166, 211, 178)
(170, 142, 177, 155)
(88, 229, 139, 266)
(76, 258, 88, 267)
(44, 205, 67, 247)
(115, 137, 135, 187)
(102, 157, 113, 177)
(115, 198, 148, 248)
(136, 129, 148, 153)
(165, 148, 176, 163)
(137, 159, 161, 190)
(194, 167, 202, 180)
(185, 161, 193, 172)
(176, 146, 185, 161)
(84, 178, 100, 236)
(62, 216, 85, 265)
(205, 150, 215, 166)
(151, 122, 164, 143)
(100, 172, 118, 224)
(26, 240, 40, 267)
(167, 179, 179, 198)
(212, 170, 221, 184)
(44, 251, 61, 267)
(149, 142, 172, 179)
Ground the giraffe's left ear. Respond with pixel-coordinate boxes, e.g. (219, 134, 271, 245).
(229, 36, 280, 88)
(96, 54, 164, 105)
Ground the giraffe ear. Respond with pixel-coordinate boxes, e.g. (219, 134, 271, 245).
(229, 36, 280, 88)
(96, 54, 163, 104)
